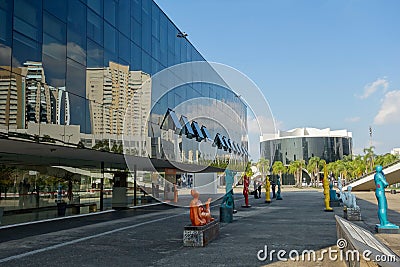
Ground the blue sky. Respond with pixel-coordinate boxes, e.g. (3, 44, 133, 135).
(155, 0, 400, 157)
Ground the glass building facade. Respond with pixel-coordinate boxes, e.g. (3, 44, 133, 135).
(261, 128, 352, 184)
(0, 0, 248, 222)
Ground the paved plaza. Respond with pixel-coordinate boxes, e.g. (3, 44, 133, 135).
(0, 188, 398, 266)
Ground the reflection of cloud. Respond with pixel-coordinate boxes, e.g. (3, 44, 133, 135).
(345, 116, 360, 123)
(0, 44, 20, 67)
(374, 90, 400, 125)
(358, 78, 388, 99)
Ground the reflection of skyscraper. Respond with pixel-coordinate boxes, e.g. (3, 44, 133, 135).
(86, 61, 151, 136)
(24, 61, 51, 125)
(50, 86, 70, 125)
(0, 66, 26, 129)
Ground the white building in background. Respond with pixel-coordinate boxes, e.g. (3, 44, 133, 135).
(391, 148, 400, 156)
(261, 127, 353, 165)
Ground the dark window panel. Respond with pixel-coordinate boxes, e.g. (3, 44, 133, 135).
(43, 34, 67, 87)
(69, 93, 91, 134)
(142, 51, 151, 74)
(87, 0, 103, 16)
(141, 13, 151, 54)
(151, 36, 160, 61)
(67, 30, 87, 65)
(86, 38, 103, 67)
(131, 17, 142, 46)
(104, 0, 117, 26)
(43, 12, 66, 43)
(14, 0, 42, 40)
(131, 0, 142, 23)
(151, 4, 159, 40)
(117, 0, 130, 38)
(43, 0, 67, 22)
(104, 22, 118, 54)
(0, 1, 13, 46)
(12, 31, 41, 67)
(130, 42, 142, 71)
(87, 9, 103, 45)
(66, 58, 86, 98)
(118, 33, 130, 62)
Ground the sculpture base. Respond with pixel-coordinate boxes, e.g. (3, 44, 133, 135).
(219, 206, 233, 223)
(375, 224, 400, 234)
(276, 197, 282, 200)
(183, 220, 220, 247)
(344, 207, 361, 221)
(324, 208, 333, 212)
(265, 200, 271, 204)
(241, 205, 251, 208)
(330, 200, 341, 207)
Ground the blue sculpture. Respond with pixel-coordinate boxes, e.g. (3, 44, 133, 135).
(221, 189, 234, 209)
(329, 184, 338, 201)
(276, 177, 282, 200)
(374, 165, 399, 229)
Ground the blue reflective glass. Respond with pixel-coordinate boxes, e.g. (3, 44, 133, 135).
(142, 51, 151, 74)
(141, 13, 151, 54)
(87, 38, 103, 67)
(12, 31, 41, 67)
(66, 58, 86, 98)
(44, 0, 67, 22)
(104, 22, 117, 54)
(87, 0, 103, 16)
(130, 42, 142, 70)
(119, 33, 130, 62)
(151, 4, 159, 39)
(0, 1, 12, 46)
(87, 9, 103, 45)
(151, 36, 160, 60)
(131, 0, 142, 22)
(43, 12, 66, 43)
(118, 0, 130, 37)
(104, 0, 116, 26)
(131, 18, 142, 46)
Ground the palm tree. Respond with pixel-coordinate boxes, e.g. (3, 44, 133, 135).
(288, 160, 305, 187)
(257, 158, 270, 180)
(272, 161, 287, 184)
(363, 146, 375, 173)
(307, 157, 325, 187)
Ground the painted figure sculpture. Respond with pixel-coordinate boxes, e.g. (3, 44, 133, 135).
(243, 175, 250, 206)
(329, 184, 338, 201)
(323, 166, 333, 211)
(276, 177, 282, 200)
(342, 186, 358, 209)
(265, 176, 271, 203)
(189, 189, 214, 226)
(374, 165, 399, 229)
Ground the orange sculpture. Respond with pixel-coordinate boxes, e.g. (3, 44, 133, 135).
(189, 189, 214, 226)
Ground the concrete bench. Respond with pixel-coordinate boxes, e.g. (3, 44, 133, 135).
(335, 215, 400, 267)
(183, 220, 220, 247)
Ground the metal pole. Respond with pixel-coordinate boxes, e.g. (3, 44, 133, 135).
(100, 161, 104, 211)
(134, 165, 137, 206)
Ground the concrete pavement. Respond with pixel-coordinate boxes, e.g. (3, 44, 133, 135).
(0, 188, 398, 266)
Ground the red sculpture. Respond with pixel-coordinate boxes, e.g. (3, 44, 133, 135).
(189, 189, 214, 226)
(243, 175, 250, 206)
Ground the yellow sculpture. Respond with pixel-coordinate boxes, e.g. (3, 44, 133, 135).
(189, 189, 214, 226)
(323, 165, 333, 212)
(265, 176, 271, 203)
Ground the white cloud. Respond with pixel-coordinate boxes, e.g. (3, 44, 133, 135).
(345, 116, 360, 123)
(358, 78, 389, 99)
(374, 90, 400, 125)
